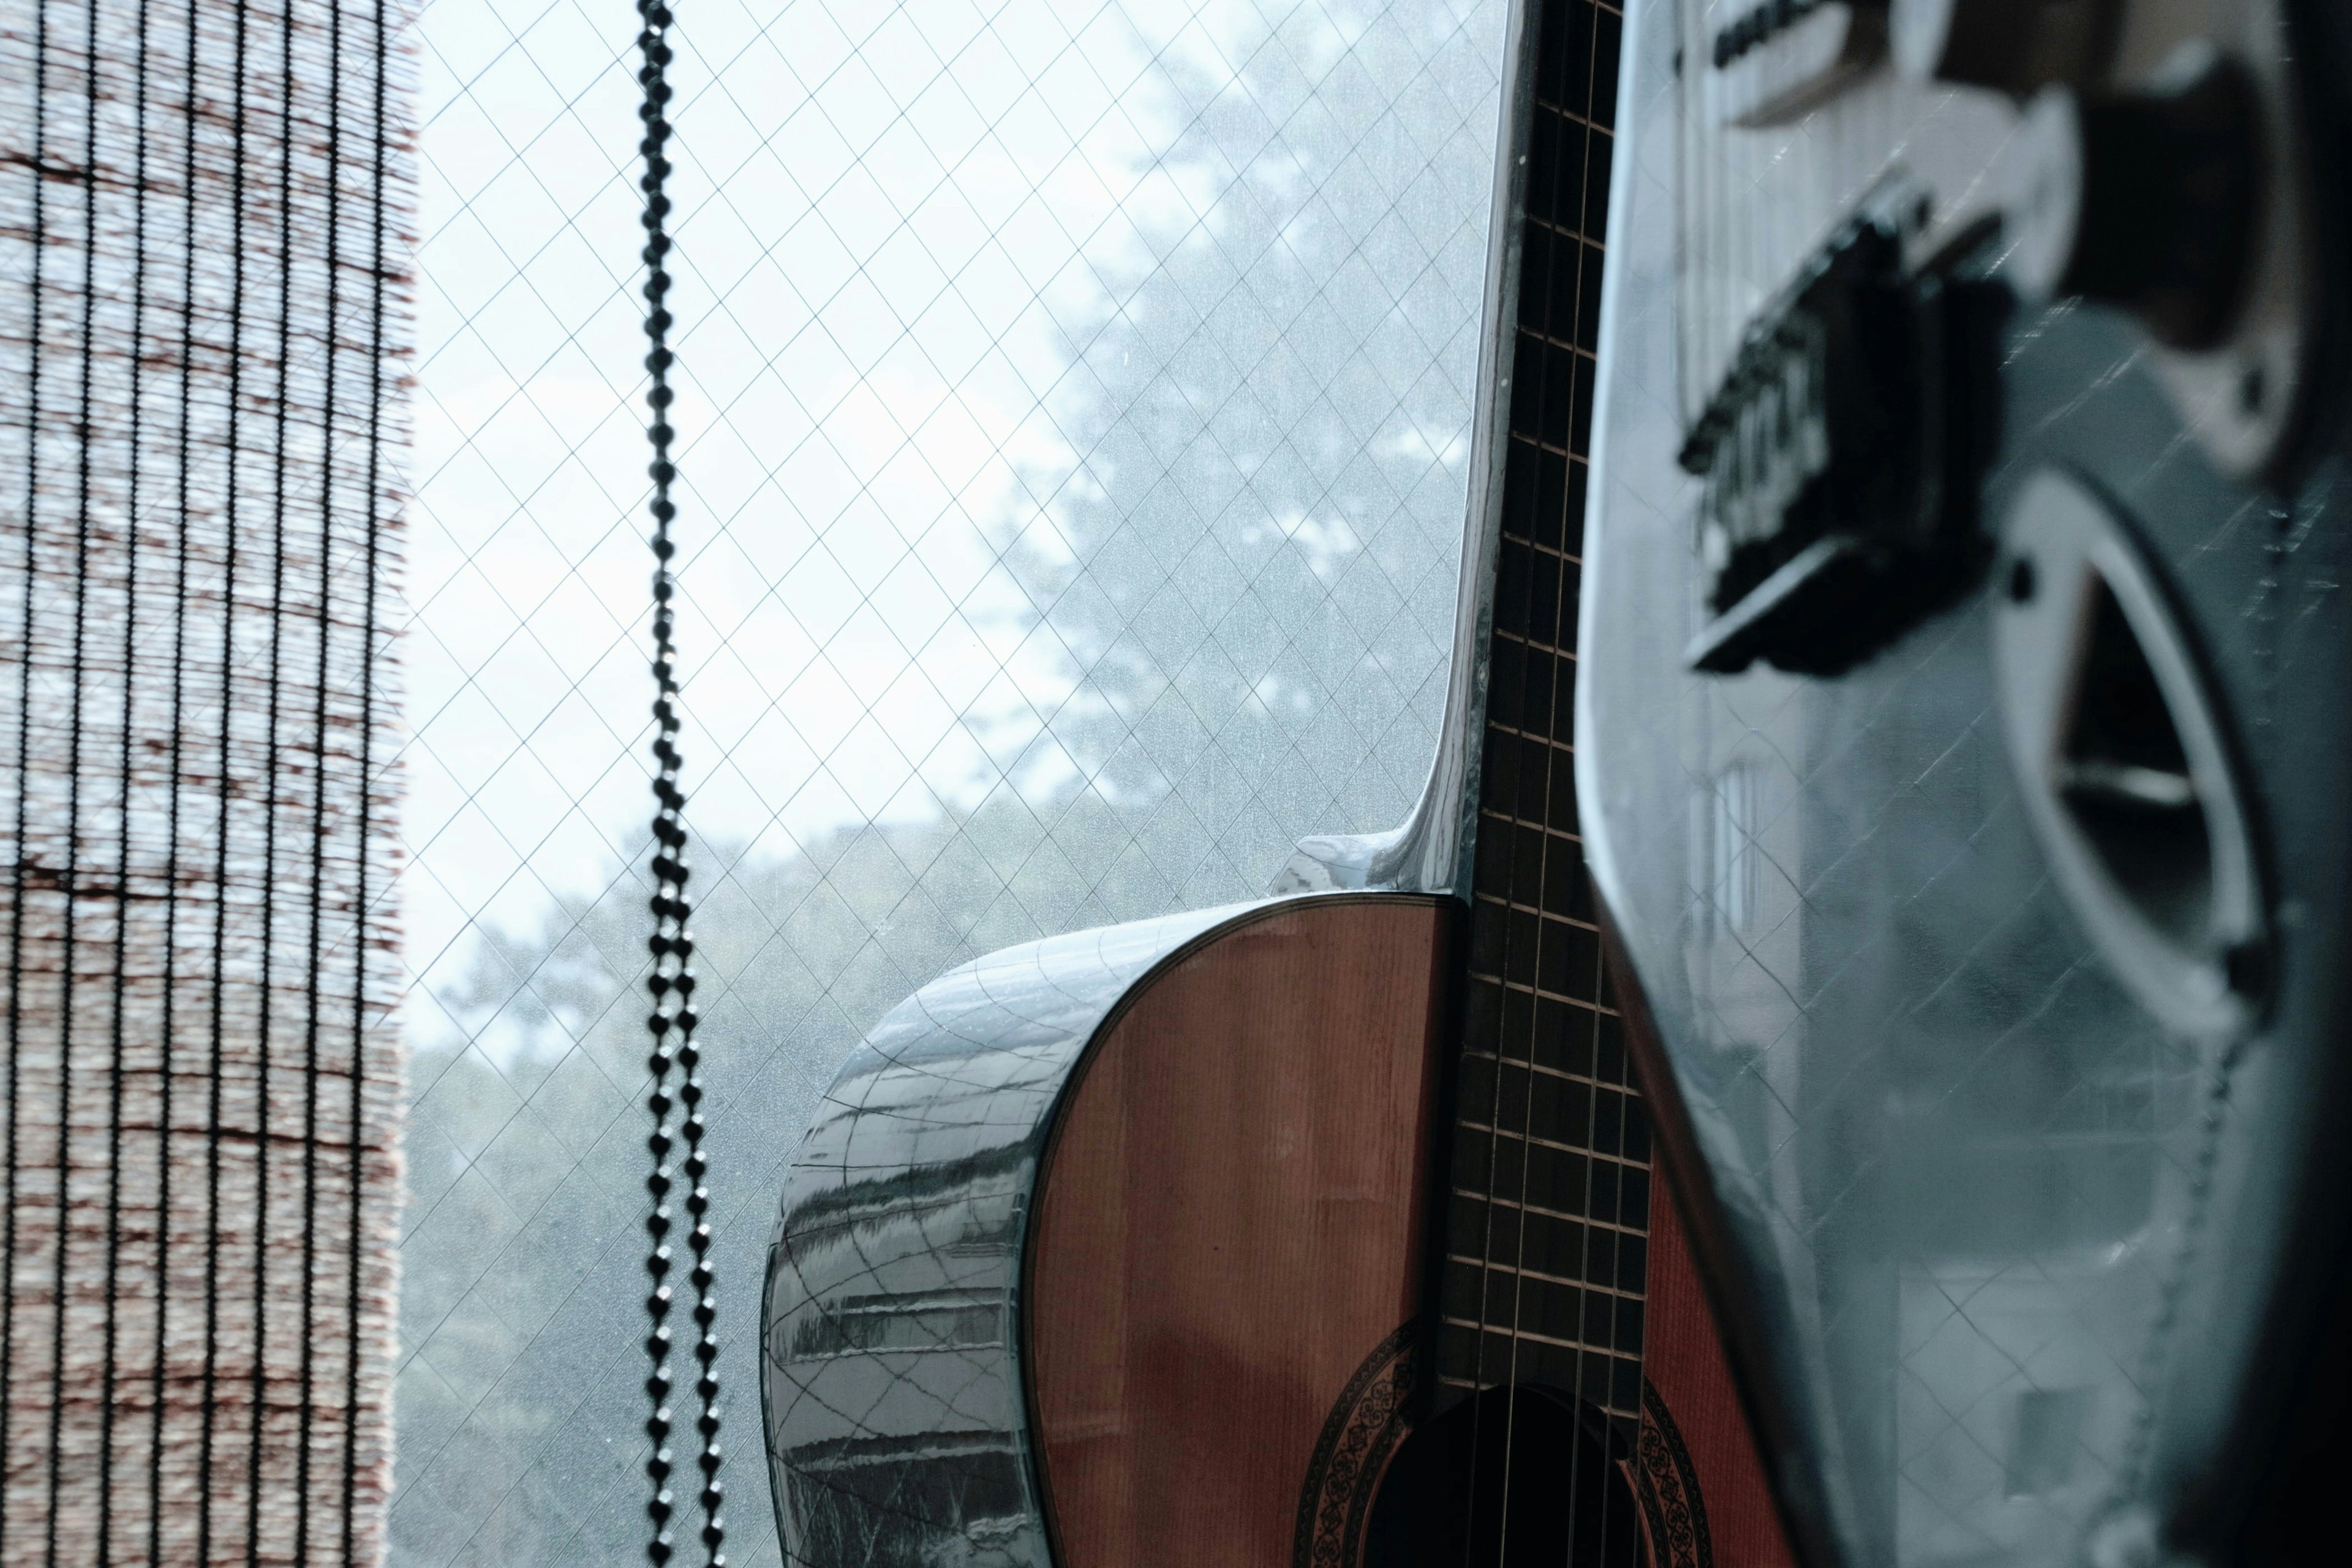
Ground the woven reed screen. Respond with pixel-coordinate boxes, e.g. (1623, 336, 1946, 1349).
(0, 0, 412, 1559)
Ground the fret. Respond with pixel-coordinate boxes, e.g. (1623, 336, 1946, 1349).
(1455, 1050, 1629, 1094)
(1438, 1273, 1646, 1359)
(1452, 1140, 1646, 1226)
(1447, 1193, 1650, 1283)
(1439, 1213, 1646, 1260)
(1443, 1272, 1646, 1324)
(1492, 625, 1579, 662)
(1491, 543, 1581, 586)
(1489, 605, 1581, 742)
(1481, 659, 1578, 750)
(1446, 1223, 1648, 1259)
(1509, 335, 1599, 456)
(1438, 1337, 1645, 1417)
(1442, 1272, 1645, 1311)
(1431, 0, 1643, 1424)
(1450, 1130, 1651, 1186)
(1519, 228, 1608, 339)
(1438, 1321, 1635, 1360)
(1442, 1261, 1648, 1316)
(1456, 1077, 1641, 1159)
(1475, 815, 1583, 857)
(1450, 1137, 1648, 1202)
(1472, 891, 1596, 930)
(1466, 905, 1605, 999)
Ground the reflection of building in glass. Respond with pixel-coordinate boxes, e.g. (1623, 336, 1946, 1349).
(1591, 65, 2213, 1545)
(763, 907, 1232, 1568)
(2005, 1387, 2094, 1499)
(770, 1162, 1036, 1568)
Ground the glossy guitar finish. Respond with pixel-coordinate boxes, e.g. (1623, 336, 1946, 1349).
(1030, 897, 1450, 1566)
(750, 884, 1460, 1568)
(757, 900, 1251, 1568)
(758, 885, 1771, 1568)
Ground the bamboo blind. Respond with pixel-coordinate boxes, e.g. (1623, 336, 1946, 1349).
(0, 0, 412, 1559)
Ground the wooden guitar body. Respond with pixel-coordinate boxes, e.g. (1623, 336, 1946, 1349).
(1024, 897, 1451, 1568)
(760, 896, 1444, 1568)
(761, 892, 1782, 1568)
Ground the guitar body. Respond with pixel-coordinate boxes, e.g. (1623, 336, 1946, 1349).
(761, 892, 1780, 1568)
(1027, 900, 1784, 1568)
(1024, 897, 1451, 1568)
(760, 896, 1440, 1568)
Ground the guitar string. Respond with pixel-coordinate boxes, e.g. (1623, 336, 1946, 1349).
(1479, 7, 1601, 1561)
(1480, 6, 1638, 1561)
(1489, 0, 1543, 1540)
(1561, 6, 1580, 1542)
(1514, 3, 1627, 1568)
(1457, 3, 1551, 1552)
(1502, 0, 1569, 1480)
(1549, 10, 1607, 1567)
(1570, 0, 1605, 1547)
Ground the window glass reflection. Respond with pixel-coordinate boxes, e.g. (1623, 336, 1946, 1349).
(393, 2, 1508, 1561)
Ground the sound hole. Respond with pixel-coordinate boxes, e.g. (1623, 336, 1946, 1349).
(1362, 1384, 1644, 1568)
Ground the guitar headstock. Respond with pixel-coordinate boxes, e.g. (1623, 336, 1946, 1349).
(1675, 0, 2315, 675)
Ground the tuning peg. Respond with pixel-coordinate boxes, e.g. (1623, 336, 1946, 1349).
(1993, 46, 2263, 351)
(1892, 0, 2118, 93)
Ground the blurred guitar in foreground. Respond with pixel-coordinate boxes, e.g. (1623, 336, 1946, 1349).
(1579, 2, 2352, 1566)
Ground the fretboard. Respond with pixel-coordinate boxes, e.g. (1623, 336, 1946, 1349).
(1431, 0, 1649, 1431)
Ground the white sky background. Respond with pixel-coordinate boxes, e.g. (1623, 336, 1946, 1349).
(404, 0, 1498, 1024)
(394, 0, 1504, 1559)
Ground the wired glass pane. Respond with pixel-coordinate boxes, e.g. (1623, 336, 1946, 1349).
(394, 0, 1509, 1560)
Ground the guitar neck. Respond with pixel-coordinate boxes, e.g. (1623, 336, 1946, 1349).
(1431, 0, 1651, 1429)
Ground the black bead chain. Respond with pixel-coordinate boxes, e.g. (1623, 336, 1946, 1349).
(635, 2, 724, 1564)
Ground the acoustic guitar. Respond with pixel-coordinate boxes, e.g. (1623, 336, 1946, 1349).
(761, 0, 2349, 1565)
(756, 4, 1784, 1567)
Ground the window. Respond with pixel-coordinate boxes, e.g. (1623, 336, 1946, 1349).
(394, 2, 1510, 1559)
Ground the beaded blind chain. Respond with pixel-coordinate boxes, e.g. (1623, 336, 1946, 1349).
(634, 2, 725, 1565)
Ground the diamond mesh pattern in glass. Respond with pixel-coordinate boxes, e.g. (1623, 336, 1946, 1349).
(393, 1, 1509, 1561)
